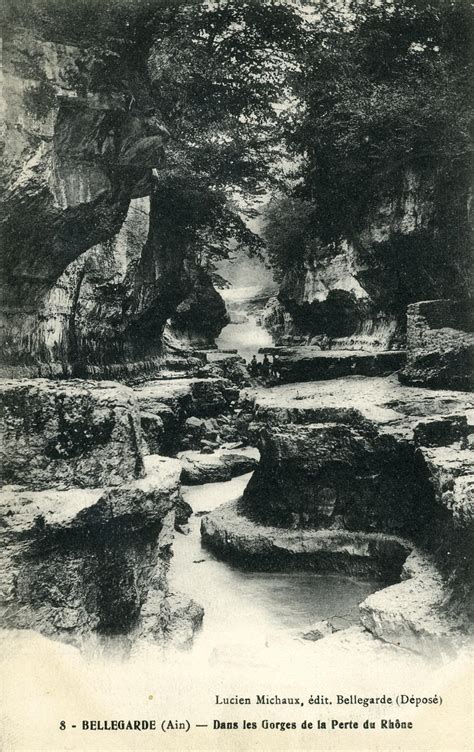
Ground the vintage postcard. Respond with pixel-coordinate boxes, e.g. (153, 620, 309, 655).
(1, 1, 472, 750)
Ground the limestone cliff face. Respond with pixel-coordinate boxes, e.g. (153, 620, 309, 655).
(0, 379, 203, 646)
(266, 170, 470, 349)
(0, 27, 208, 375)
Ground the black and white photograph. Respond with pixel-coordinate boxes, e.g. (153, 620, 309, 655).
(0, 1, 473, 750)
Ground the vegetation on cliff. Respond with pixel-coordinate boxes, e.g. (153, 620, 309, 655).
(4, 0, 302, 275)
(265, 0, 473, 309)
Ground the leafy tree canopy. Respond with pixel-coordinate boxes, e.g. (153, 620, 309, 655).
(4, 0, 302, 272)
(288, 0, 473, 243)
(265, 0, 472, 303)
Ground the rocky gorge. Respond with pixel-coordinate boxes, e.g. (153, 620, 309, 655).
(1, 5, 473, 736)
(1, 332, 472, 660)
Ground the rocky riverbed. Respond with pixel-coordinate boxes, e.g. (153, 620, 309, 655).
(0, 346, 472, 662)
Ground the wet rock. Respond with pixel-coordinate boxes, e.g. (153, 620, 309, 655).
(178, 448, 259, 485)
(0, 379, 144, 489)
(201, 499, 411, 579)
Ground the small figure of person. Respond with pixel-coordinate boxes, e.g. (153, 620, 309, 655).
(261, 353, 270, 380)
(272, 354, 281, 381)
(249, 354, 258, 377)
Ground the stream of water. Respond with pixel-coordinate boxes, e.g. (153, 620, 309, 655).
(175, 286, 384, 664)
(170, 473, 383, 669)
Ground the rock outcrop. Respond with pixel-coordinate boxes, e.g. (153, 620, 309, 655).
(0, 379, 202, 647)
(265, 171, 470, 348)
(169, 267, 230, 348)
(1, 28, 172, 372)
(201, 500, 411, 579)
(359, 549, 466, 658)
(0, 379, 144, 488)
(198, 353, 251, 387)
(400, 299, 474, 391)
(203, 375, 473, 647)
(258, 347, 405, 383)
(178, 447, 259, 485)
(135, 377, 239, 454)
(1, 27, 229, 376)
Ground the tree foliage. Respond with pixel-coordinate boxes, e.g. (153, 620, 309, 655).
(263, 196, 318, 279)
(292, 0, 472, 237)
(5, 0, 302, 271)
(265, 0, 473, 301)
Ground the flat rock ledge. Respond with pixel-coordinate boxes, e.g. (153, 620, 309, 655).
(257, 348, 406, 383)
(201, 501, 467, 657)
(201, 499, 411, 579)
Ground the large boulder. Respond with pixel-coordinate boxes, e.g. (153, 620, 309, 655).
(400, 299, 474, 390)
(0, 455, 184, 643)
(0, 379, 144, 489)
(178, 447, 259, 485)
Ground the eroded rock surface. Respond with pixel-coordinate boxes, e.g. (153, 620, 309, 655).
(0, 378, 203, 648)
(241, 376, 472, 536)
(0, 379, 144, 488)
(134, 377, 238, 418)
(400, 299, 474, 391)
(1, 29, 170, 371)
(1, 28, 228, 377)
(178, 447, 259, 485)
(0, 455, 185, 642)
(202, 374, 473, 652)
(263, 167, 470, 348)
(201, 499, 411, 579)
(257, 348, 405, 384)
(135, 377, 239, 454)
(359, 550, 467, 658)
(169, 267, 230, 348)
